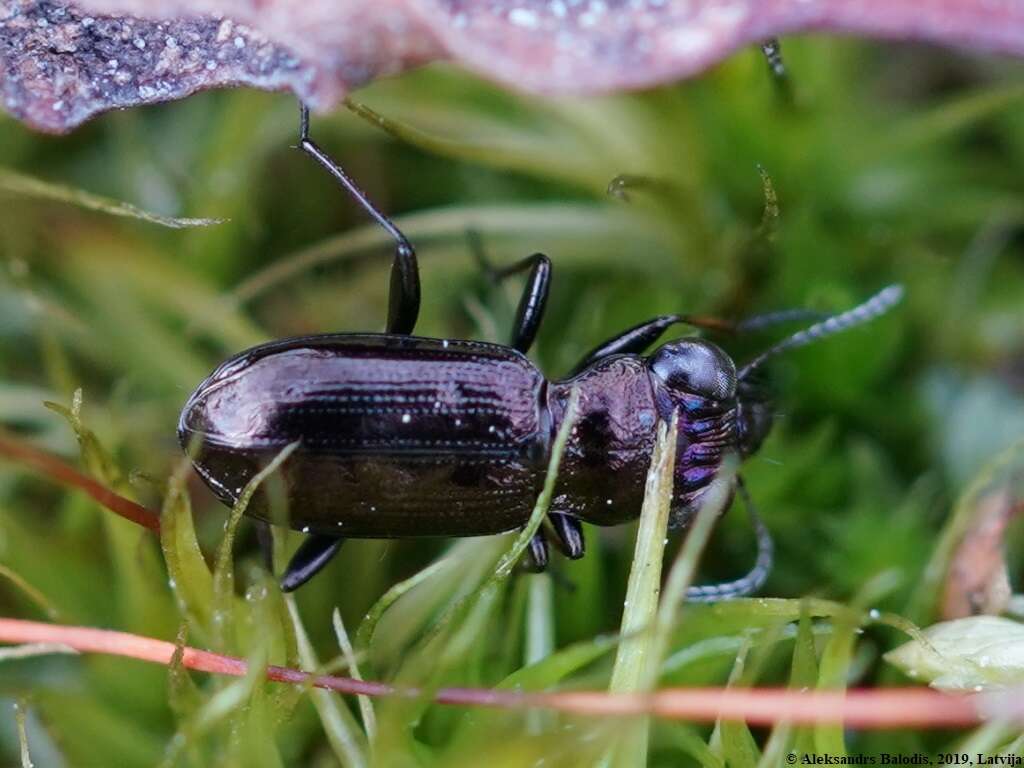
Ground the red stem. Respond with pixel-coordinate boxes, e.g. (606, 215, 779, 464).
(0, 431, 161, 531)
(0, 617, 991, 729)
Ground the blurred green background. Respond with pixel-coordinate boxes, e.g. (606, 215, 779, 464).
(1, 35, 1024, 767)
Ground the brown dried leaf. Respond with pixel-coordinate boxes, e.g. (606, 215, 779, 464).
(3, 0, 1024, 133)
(941, 488, 1024, 621)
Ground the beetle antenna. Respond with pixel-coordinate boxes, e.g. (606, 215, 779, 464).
(738, 284, 904, 380)
(685, 478, 773, 602)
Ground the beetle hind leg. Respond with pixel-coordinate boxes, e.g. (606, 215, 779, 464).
(298, 105, 420, 335)
(281, 534, 345, 592)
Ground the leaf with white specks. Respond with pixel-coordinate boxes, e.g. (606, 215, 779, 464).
(3, 0, 1024, 133)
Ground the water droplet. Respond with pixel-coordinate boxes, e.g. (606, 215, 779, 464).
(301, 526, 310, 533)
(868, 608, 880, 620)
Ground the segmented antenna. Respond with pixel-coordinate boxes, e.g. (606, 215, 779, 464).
(738, 284, 904, 380)
(685, 479, 773, 602)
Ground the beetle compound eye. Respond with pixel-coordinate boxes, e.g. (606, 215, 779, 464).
(647, 339, 737, 401)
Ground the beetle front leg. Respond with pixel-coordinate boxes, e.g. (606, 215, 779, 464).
(298, 105, 420, 334)
(570, 308, 828, 374)
(685, 478, 774, 602)
(280, 533, 345, 592)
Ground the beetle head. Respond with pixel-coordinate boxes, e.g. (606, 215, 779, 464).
(646, 338, 737, 404)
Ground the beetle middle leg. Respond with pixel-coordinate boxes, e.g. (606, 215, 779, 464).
(298, 105, 420, 335)
(468, 232, 552, 354)
(280, 534, 346, 592)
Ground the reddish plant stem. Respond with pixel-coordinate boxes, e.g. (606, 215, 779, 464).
(0, 431, 161, 531)
(0, 617, 992, 729)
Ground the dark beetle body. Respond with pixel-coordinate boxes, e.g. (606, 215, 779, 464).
(178, 107, 900, 594)
(179, 333, 741, 538)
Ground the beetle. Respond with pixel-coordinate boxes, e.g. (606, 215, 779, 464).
(179, 107, 903, 595)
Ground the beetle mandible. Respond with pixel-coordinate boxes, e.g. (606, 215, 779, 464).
(179, 107, 903, 596)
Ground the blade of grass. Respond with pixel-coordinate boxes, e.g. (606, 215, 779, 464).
(287, 597, 368, 768)
(333, 608, 377, 746)
(525, 573, 555, 732)
(604, 413, 678, 768)
(0, 167, 222, 228)
(0, 564, 60, 620)
(211, 442, 297, 651)
(225, 204, 673, 310)
(15, 700, 32, 768)
(161, 459, 215, 634)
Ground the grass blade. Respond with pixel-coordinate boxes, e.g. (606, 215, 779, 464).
(333, 608, 377, 745)
(287, 598, 368, 768)
(0, 167, 221, 228)
(604, 413, 678, 767)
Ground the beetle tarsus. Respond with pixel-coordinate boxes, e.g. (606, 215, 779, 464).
(281, 533, 345, 592)
(548, 513, 585, 559)
(524, 530, 550, 572)
(297, 103, 421, 335)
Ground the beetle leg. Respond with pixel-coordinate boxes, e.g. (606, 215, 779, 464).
(548, 512, 585, 560)
(684, 477, 774, 602)
(570, 315, 689, 374)
(469, 231, 551, 354)
(280, 533, 345, 592)
(570, 308, 828, 374)
(298, 105, 420, 334)
(523, 530, 550, 572)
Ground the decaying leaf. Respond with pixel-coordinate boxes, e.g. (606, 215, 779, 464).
(941, 488, 1023, 620)
(3, 0, 1024, 133)
(886, 616, 1024, 691)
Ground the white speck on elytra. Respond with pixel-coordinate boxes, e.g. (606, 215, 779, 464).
(442, 339, 449, 348)
(402, 413, 411, 424)
(455, 419, 462, 426)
